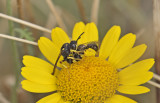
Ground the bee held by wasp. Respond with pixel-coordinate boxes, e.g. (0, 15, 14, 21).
(52, 32, 99, 75)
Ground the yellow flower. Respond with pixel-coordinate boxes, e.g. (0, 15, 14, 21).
(21, 22, 154, 103)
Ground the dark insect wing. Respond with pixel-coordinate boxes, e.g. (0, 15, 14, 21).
(77, 41, 100, 51)
(77, 41, 100, 57)
(77, 41, 99, 47)
(77, 44, 86, 51)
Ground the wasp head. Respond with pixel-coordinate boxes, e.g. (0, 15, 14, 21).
(61, 43, 70, 57)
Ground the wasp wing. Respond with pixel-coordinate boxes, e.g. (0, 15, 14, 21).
(77, 41, 100, 56)
(77, 41, 100, 47)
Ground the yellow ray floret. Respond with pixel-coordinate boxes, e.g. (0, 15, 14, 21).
(21, 22, 154, 103)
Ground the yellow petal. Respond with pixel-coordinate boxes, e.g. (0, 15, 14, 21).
(99, 26, 121, 59)
(22, 55, 60, 76)
(117, 85, 150, 94)
(119, 71, 153, 85)
(72, 22, 85, 44)
(84, 22, 98, 42)
(23, 55, 53, 73)
(84, 48, 97, 56)
(77, 22, 98, 44)
(21, 80, 56, 93)
(105, 94, 137, 103)
(119, 59, 154, 76)
(36, 93, 62, 103)
(116, 44, 147, 68)
(108, 33, 136, 67)
(57, 99, 65, 103)
(38, 37, 63, 67)
(51, 27, 70, 49)
(21, 67, 56, 84)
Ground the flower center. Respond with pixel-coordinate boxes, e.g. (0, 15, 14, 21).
(56, 56, 119, 103)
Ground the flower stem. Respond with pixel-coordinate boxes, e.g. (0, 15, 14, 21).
(91, 0, 100, 25)
(16, 0, 28, 55)
(0, 34, 38, 46)
(46, 0, 67, 32)
(153, 0, 160, 102)
(6, 0, 21, 103)
(0, 13, 51, 33)
(76, 0, 87, 23)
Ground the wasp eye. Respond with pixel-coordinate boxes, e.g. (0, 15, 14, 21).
(70, 41, 77, 50)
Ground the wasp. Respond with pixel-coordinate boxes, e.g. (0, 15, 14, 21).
(52, 32, 99, 75)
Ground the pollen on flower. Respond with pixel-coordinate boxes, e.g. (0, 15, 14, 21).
(56, 56, 119, 103)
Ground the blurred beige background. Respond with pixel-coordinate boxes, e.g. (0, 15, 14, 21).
(0, 0, 156, 103)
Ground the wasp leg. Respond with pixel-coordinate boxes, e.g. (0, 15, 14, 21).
(61, 64, 68, 68)
(70, 49, 84, 53)
(67, 57, 81, 60)
(60, 59, 65, 64)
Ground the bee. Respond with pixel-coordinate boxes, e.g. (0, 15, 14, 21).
(52, 32, 99, 75)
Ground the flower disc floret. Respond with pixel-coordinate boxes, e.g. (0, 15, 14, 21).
(56, 56, 119, 103)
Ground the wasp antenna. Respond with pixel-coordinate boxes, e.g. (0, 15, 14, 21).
(76, 32, 85, 41)
(52, 53, 61, 75)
